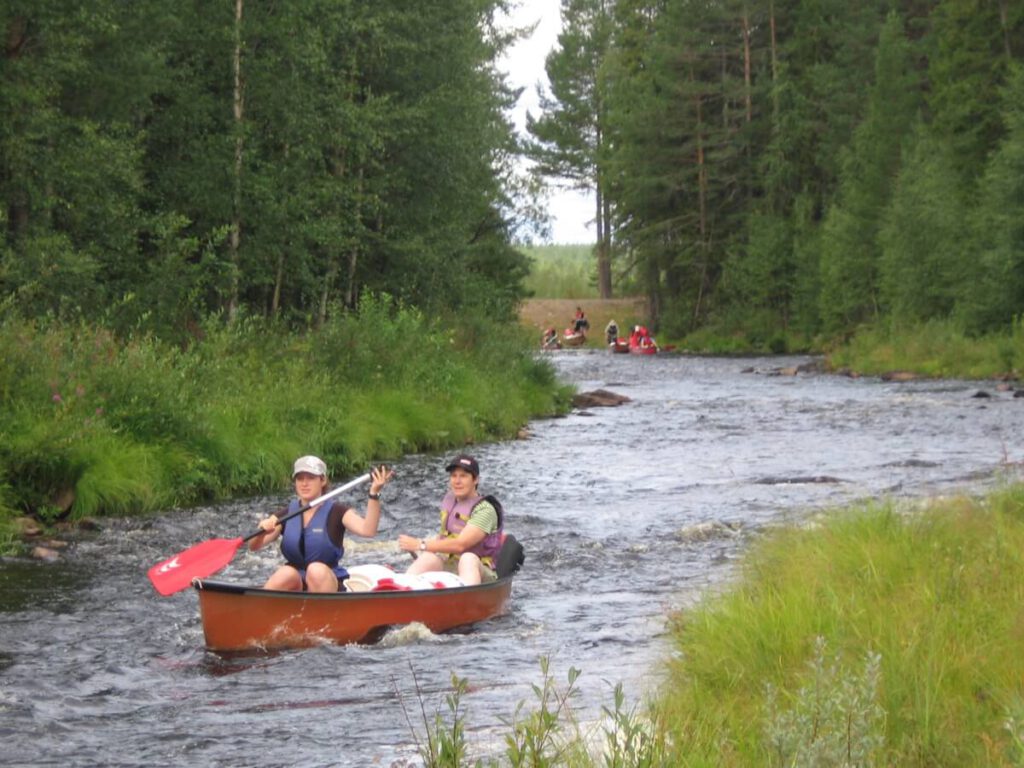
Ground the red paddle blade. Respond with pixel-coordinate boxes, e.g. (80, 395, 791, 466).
(147, 537, 244, 596)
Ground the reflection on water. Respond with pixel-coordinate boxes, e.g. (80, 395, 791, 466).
(3, 351, 1024, 766)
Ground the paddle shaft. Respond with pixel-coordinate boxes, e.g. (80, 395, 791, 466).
(243, 472, 372, 543)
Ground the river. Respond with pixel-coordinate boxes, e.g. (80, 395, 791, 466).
(3, 351, 1023, 767)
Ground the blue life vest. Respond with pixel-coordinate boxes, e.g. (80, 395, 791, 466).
(439, 492, 505, 568)
(280, 498, 347, 581)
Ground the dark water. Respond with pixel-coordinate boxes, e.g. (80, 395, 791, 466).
(3, 352, 1023, 767)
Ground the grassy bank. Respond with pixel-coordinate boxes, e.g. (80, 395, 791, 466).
(656, 484, 1024, 766)
(412, 484, 1024, 766)
(0, 296, 573, 548)
(825, 319, 1024, 380)
(676, 319, 1024, 382)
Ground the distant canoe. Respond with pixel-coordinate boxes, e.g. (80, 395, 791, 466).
(609, 339, 630, 353)
(630, 343, 658, 355)
(562, 330, 586, 347)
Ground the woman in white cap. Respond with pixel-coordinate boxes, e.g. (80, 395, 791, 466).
(397, 454, 504, 585)
(249, 456, 392, 592)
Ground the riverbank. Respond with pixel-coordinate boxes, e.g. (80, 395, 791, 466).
(518, 297, 648, 344)
(654, 484, 1024, 766)
(0, 300, 574, 552)
(520, 299, 1024, 382)
(414, 483, 1024, 767)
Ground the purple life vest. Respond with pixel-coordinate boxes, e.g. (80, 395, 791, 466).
(439, 492, 504, 567)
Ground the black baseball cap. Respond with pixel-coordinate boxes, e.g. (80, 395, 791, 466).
(445, 454, 479, 477)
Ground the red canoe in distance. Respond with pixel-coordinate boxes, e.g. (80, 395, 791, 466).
(630, 343, 658, 355)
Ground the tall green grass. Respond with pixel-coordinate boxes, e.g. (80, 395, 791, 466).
(827, 318, 1024, 378)
(0, 296, 572, 543)
(658, 487, 1024, 766)
(674, 314, 1024, 370)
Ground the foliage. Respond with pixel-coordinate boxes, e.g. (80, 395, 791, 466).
(763, 637, 885, 767)
(878, 126, 966, 324)
(526, 0, 615, 297)
(0, 302, 571, 538)
(818, 12, 920, 333)
(826, 318, 1024, 379)
(959, 63, 1024, 334)
(522, 245, 601, 299)
(530, 0, 1024, 344)
(398, 669, 477, 768)
(0, 0, 527, 336)
(501, 656, 583, 767)
(402, 656, 673, 767)
(658, 486, 1024, 765)
(599, 682, 670, 768)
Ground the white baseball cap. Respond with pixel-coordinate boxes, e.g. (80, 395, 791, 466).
(292, 455, 327, 478)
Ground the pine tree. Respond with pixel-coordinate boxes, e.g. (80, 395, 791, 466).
(818, 12, 920, 332)
(959, 63, 1024, 332)
(527, 0, 615, 297)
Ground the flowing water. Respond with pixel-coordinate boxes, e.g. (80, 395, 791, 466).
(3, 352, 1024, 767)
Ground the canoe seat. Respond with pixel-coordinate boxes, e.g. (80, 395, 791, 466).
(495, 534, 525, 578)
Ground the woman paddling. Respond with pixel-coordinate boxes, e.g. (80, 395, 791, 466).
(249, 457, 393, 592)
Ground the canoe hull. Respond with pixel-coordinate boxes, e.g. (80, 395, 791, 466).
(194, 577, 514, 651)
(562, 331, 586, 347)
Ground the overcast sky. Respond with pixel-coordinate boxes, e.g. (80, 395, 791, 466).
(497, 1, 595, 245)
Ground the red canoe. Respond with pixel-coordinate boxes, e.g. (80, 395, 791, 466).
(194, 536, 525, 651)
(630, 344, 658, 355)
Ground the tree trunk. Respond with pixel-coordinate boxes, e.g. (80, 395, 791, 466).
(997, 0, 1012, 59)
(769, 1, 778, 122)
(742, 7, 752, 124)
(271, 252, 283, 315)
(228, 0, 244, 322)
(595, 153, 612, 298)
(694, 90, 709, 327)
(344, 165, 364, 309)
(318, 257, 338, 328)
(270, 140, 290, 317)
(5, 16, 29, 241)
(602, 180, 612, 297)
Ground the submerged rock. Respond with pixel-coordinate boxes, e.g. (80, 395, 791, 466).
(754, 475, 844, 485)
(572, 389, 632, 408)
(676, 521, 742, 542)
(31, 546, 61, 562)
(880, 371, 921, 382)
